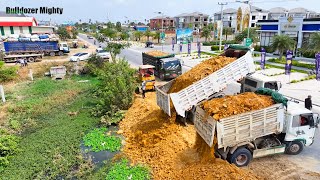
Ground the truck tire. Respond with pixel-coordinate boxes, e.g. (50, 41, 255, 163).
(28, 57, 35, 62)
(228, 147, 252, 167)
(49, 52, 55, 57)
(58, 51, 64, 56)
(285, 141, 304, 155)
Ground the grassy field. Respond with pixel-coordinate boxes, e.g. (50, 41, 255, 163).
(0, 76, 102, 179)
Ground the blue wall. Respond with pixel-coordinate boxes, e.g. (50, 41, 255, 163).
(302, 24, 320, 31)
(260, 25, 278, 31)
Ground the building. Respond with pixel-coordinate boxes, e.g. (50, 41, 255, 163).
(257, 17, 320, 50)
(268, 7, 320, 20)
(0, 11, 55, 36)
(175, 12, 209, 31)
(149, 16, 175, 30)
(214, 8, 237, 28)
(133, 25, 149, 32)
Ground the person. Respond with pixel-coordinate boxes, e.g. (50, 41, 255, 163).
(141, 81, 146, 99)
(24, 59, 28, 66)
(305, 95, 312, 110)
(94, 40, 96, 45)
(19, 58, 24, 67)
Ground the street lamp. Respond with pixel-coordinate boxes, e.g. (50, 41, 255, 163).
(155, 11, 164, 51)
(236, 0, 251, 39)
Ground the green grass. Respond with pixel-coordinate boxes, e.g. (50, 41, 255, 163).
(0, 76, 102, 179)
(83, 128, 121, 152)
(105, 159, 150, 180)
(268, 58, 315, 69)
(254, 62, 308, 74)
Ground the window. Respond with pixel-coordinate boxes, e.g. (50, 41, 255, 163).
(252, 16, 256, 20)
(263, 16, 267, 20)
(204, 18, 208, 21)
(245, 79, 258, 88)
(230, 17, 232, 20)
(292, 114, 314, 127)
(264, 82, 278, 90)
(195, 18, 199, 21)
(251, 23, 255, 27)
(0, 26, 4, 36)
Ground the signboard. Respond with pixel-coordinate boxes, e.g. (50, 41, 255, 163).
(176, 28, 193, 44)
(197, 42, 201, 57)
(284, 32, 298, 37)
(245, 38, 252, 47)
(187, 41, 191, 55)
(261, 48, 266, 70)
(315, 53, 320, 81)
(285, 50, 293, 75)
(280, 23, 300, 32)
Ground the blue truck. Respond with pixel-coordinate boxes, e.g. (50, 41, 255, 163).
(2, 41, 70, 62)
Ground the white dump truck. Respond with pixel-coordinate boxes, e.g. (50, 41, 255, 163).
(156, 46, 256, 118)
(156, 46, 282, 119)
(194, 100, 319, 167)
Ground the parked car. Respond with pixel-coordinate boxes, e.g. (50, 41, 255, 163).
(96, 48, 111, 59)
(145, 41, 154, 48)
(69, 52, 91, 62)
(87, 35, 94, 39)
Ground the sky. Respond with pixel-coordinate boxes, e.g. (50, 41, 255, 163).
(1, 0, 319, 24)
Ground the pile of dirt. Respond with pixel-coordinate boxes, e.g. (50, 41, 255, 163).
(168, 56, 236, 93)
(201, 92, 275, 120)
(145, 51, 169, 57)
(119, 92, 260, 179)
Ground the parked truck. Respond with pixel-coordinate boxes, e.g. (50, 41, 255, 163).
(2, 41, 70, 62)
(194, 99, 319, 167)
(142, 52, 182, 80)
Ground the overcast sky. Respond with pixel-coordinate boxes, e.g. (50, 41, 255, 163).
(1, 0, 319, 23)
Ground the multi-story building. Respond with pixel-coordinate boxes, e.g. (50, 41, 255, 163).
(213, 8, 237, 28)
(268, 7, 320, 20)
(149, 16, 175, 30)
(174, 12, 209, 31)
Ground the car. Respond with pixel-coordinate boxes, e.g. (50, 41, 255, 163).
(96, 48, 111, 59)
(145, 41, 154, 48)
(87, 35, 93, 39)
(69, 52, 91, 62)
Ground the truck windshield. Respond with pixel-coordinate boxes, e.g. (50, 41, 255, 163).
(163, 61, 181, 70)
(264, 82, 278, 90)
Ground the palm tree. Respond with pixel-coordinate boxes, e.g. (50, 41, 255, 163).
(223, 27, 233, 41)
(153, 31, 160, 43)
(144, 29, 152, 41)
(134, 31, 142, 41)
(308, 32, 320, 51)
(201, 27, 211, 42)
(271, 34, 296, 60)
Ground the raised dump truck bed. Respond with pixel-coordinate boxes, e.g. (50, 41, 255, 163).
(193, 103, 284, 148)
(155, 51, 255, 117)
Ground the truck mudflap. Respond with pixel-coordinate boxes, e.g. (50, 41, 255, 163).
(170, 52, 255, 117)
(194, 106, 216, 147)
(155, 80, 175, 116)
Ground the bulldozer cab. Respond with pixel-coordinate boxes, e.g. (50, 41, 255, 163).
(138, 65, 156, 91)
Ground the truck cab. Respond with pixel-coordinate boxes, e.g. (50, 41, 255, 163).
(159, 57, 182, 80)
(241, 73, 282, 92)
(58, 42, 70, 53)
(284, 102, 319, 153)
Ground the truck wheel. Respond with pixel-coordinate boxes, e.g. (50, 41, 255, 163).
(58, 51, 64, 56)
(28, 57, 35, 62)
(49, 52, 55, 56)
(228, 148, 252, 167)
(285, 141, 304, 155)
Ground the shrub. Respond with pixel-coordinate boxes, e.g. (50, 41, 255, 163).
(90, 58, 136, 117)
(0, 61, 18, 82)
(100, 110, 126, 125)
(0, 135, 20, 170)
(203, 40, 236, 46)
(211, 45, 223, 51)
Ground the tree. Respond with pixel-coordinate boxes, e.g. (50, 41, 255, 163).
(104, 42, 130, 62)
(133, 31, 142, 41)
(235, 28, 258, 43)
(308, 32, 320, 51)
(71, 28, 78, 39)
(95, 33, 106, 43)
(116, 21, 122, 32)
(270, 34, 296, 60)
(100, 28, 116, 39)
(223, 27, 233, 41)
(201, 27, 211, 42)
(144, 29, 152, 41)
(56, 27, 71, 40)
(207, 23, 214, 31)
(120, 32, 129, 40)
(107, 21, 114, 29)
(153, 31, 160, 43)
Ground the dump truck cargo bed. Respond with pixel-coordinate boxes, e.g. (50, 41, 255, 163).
(155, 51, 255, 117)
(194, 103, 284, 147)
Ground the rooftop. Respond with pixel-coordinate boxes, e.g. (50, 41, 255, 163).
(0, 11, 27, 17)
(151, 15, 174, 20)
(175, 12, 209, 17)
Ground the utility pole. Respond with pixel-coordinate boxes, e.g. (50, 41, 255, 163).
(218, 2, 228, 51)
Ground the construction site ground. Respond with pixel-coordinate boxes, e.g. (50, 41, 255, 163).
(119, 90, 320, 180)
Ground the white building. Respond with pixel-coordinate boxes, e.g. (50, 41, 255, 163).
(268, 7, 320, 20)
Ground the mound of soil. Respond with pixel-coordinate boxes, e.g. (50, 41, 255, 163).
(145, 51, 169, 57)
